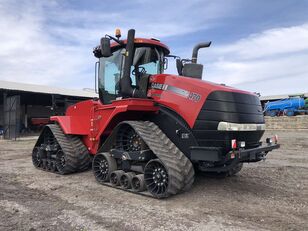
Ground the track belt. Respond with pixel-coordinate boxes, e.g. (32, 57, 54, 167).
(98, 121, 195, 198)
(33, 124, 90, 174)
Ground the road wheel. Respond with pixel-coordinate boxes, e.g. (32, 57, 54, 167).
(120, 172, 136, 189)
(93, 153, 117, 183)
(132, 174, 146, 192)
(55, 150, 66, 174)
(110, 170, 125, 186)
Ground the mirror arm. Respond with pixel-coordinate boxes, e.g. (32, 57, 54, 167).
(166, 54, 181, 59)
(105, 34, 124, 45)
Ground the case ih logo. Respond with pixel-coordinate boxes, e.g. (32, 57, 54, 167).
(150, 82, 168, 91)
(150, 82, 201, 102)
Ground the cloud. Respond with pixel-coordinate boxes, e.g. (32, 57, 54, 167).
(213, 23, 308, 59)
(0, 0, 237, 89)
(200, 23, 308, 95)
(0, 0, 93, 88)
(0, 0, 307, 96)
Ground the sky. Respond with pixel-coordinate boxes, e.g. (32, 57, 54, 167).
(0, 0, 308, 96)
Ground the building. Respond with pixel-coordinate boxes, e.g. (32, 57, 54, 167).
(0, 80, 97, 139)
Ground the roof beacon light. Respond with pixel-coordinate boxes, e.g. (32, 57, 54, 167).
(115, 28, 121, 39)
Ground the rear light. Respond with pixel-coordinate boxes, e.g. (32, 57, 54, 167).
(231, 139, 237, 149)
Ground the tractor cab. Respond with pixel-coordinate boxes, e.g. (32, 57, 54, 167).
(93, 30, 170, 104)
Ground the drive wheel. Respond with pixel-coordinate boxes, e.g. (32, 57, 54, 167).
(116, 124, 147, 152)
(93, 153, 117, 183)
(144, 159, 169, 198)
(32, 147, 45, 168)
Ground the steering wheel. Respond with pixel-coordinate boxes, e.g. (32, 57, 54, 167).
(132, 66, 146, 76)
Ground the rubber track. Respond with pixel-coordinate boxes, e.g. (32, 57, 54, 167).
(33, 124, 91, 174)
(108, 121, 195, 198)
(68, 135, 92, 171)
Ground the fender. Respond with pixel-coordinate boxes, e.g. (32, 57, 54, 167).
(148, 105, 198, 157)
(50, 98, 159, 154)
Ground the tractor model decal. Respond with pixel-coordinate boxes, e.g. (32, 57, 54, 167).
(150, 82, 201, 102)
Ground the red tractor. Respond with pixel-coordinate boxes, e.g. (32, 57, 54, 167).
(32, 29, 280, 198)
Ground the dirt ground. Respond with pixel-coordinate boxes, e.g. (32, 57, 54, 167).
(0, 131, 307, 231)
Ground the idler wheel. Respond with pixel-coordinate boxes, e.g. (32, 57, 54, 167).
(131, 174, 146, 192)
(93, 153, 117, 183)
(119, 172, 136, 189)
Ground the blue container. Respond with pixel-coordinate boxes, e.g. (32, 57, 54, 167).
(265, 98, 305, 112)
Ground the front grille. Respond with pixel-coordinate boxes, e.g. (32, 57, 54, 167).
(192, 91, 264, 152)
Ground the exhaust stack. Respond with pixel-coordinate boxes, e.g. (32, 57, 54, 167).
(191, 42, 211, 64)
(120, 29, 135, 97)
(120, 29, 146, 98)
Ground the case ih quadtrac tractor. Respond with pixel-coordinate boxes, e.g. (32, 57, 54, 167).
(32, 29, 280, 198)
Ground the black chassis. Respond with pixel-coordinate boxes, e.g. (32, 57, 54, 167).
(191, 142, 280, 172)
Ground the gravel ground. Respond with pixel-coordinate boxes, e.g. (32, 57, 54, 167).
(0, 130, 307, 231)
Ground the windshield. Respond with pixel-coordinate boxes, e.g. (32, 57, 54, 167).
(98, 46, 164, 104)
(98, 49, 123, 104)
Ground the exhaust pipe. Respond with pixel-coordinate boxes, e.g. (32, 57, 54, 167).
(120, 29, 135, 97)
(191, 42, 211, 63)
(120, 29, 146, 98)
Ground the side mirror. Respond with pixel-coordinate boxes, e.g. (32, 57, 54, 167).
(176, 59, 183, 75)
(163, 57, 168, 70)
(100, 37, 112, 57)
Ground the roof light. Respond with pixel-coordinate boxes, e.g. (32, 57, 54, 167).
(115, 28, 121, 39)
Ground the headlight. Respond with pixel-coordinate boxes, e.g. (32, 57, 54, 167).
(217, 122, 266, 131)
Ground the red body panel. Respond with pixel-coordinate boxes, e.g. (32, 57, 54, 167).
(148, 74, 252, 128)
(50, 74, 254, 155)
(50, 99, 158, 154)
